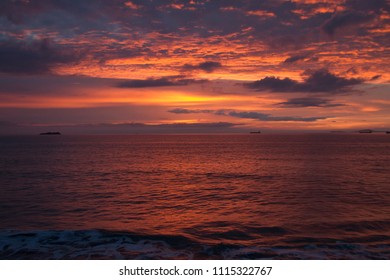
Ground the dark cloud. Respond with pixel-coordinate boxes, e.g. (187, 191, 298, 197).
(0, 38, 79, 74)
(198, 61, 223, 72)
(319, 1, 388, 36)
(183, 61, 222, 73)
(302, 69, 363, 92)
(370, 75, 382, 81)
(156, 122, 239, 129)
(1, 0, 387, 65)
(346, 67, 358, 75)
(0, 120, 243, 135)
(117, 78, 184, 88)
(0, 74, 205, 97)
(0, 75, 113, 96)
(346, 0, 389, 13)
(321, 0, 390, 35)
(283, 54, 309, 64)
(246, 69, 362, 93)
(223, 110, 327, 122)
(168, 108, 214, 114)
(116, 77, 206, 88)
(321, 11, 375, 36)
(168, 108, 328, 122)
(0, 121, 17, 127)
(0, 0, 109, 24)
(81, 121, 240, 130)
(277, 97, 345, 108)
(246, 76, 297, 92)
(0, 0, 45, 24)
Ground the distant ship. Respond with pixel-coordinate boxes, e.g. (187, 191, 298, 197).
(250, 130, 261, 134)
(387, 131, 390, 134)
(40, 132, 61, 135)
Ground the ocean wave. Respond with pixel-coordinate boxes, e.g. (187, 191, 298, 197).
(1, 230, 389, 260)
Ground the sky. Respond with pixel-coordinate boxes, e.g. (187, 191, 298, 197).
(0, 0, 389, 134)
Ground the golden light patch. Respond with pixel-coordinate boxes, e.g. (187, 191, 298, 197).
(247, 10, 275, 17)
(361, 106, 381, 112)
(124, 1, 139, 9)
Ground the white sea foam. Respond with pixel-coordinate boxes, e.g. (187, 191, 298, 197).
(1, 230, 389, 260)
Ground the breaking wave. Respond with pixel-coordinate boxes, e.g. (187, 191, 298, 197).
(1, 230, 389, 260)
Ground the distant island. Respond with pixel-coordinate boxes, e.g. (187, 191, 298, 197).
(358, 129, 373, 133)
(39, 132, 61, 135)
(358, 129, 390, 134)
(329, 130, 390, 134)
(250, 130, 261, 134)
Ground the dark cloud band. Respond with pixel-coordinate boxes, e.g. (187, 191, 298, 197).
(0, 38, 79, 75)
(277, 97, 345, 108)
(245, 69, 362, 93)
(168, 108, 328, 122)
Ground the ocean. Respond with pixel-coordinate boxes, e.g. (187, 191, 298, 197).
(0, 134, 389, 259)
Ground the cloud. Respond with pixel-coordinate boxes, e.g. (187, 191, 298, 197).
(222, 110, 328, 122)
(283, 54, 309, 64)
(319, 0, 388, 36)
(0, 121, 243, 135)
(116, 76, 206, 88)
(302, 69, 363, 92)
(321, 11, 375, 36)
(277, 97, 345, 107)
(168, 108, 328, 122)
(0, 0, 110, 25)
(167, 108, 214, 114)
(84, 121, 239, 129)
(370, 75, 381, 81)
(246, 76, 298, 92)
(345, 0, 389, 13)
(0, 38, 79, 74)
(183, 61, 223, 73)
(0, 121, 17, 127)
(117, 78, 184, 88)
(246, 69, 362, 93)
(124, 1, 140, 10)
(247, 10, 276, 18)
(156, 122, 239, 129)
(1, 0, 388, 75)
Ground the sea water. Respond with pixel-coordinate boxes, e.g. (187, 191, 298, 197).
(0, 134, 389, 259)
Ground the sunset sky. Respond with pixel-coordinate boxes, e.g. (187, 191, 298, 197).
(0, 0, 389, 134)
